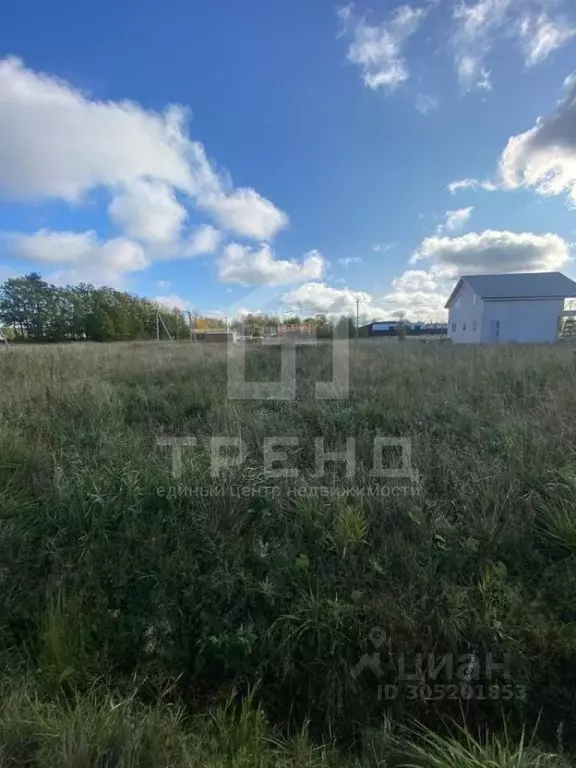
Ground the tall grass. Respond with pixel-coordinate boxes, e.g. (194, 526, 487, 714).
(1, 340, 576, 763)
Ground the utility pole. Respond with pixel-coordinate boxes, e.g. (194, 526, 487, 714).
(188, 311, 197, 343)
(158, 312, 173, 341)
(156, 311, 160, 341)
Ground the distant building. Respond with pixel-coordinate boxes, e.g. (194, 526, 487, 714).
(263, 324, 313, 337)
(369, 321, 402, 335)
(196, 331, 235, 343)
(445, 272, 576, 344)
(360, 321, 447, 337)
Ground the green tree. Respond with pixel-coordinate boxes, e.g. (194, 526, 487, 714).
(0, 273, 54, 340)
(85, 308, 116, 342)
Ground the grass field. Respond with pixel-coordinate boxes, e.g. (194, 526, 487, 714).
(1, 339, 576, 766)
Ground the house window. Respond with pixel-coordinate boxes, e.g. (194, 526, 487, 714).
(451, 323, 456, 332)
(473, 295, 476, 306)
(454, 298, 460, 309)
(462, 322, 466, 331)
(472, 321, 477, 332)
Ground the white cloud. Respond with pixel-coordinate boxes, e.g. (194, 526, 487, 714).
(412, 230, 571, 275)
(374, 231, 573, 321)
(282, 279, 446, 321)
(10, 229, 96, 264)
(372, 228, 571, 321)
(199, 188, 288, 241)
(381, 287, 448, 318)
(108, 181, 188, 245)
(9, 229, 148, 287)
(451, 0, 575, 90)
(340, 4, 427, 91)
(518, 12, 576, 67)
(452, 0, 511, 90)
(157, 280, 171, 289)
(153, 294, 190, 311)
(336, 4, 354, 38)
(498, 74, 576, 205)
(186, 224, 222, 256)
(382, 268, 449, 319)
(218, 244, 325, 286)
(282, 282, 371, 314)
(0, 57, 194, 201)
(0, 57, 288, 248)
(437, 206, 473, 233)
(448, 178, 497, 193)
(391, 269, 441, 293)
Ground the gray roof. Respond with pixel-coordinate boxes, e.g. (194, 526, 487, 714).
(445, 272, 576, 308)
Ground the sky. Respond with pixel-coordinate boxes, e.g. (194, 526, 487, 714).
(1, 0, 576, 321)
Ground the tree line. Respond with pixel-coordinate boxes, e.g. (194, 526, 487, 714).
(0, 273, 357, 343)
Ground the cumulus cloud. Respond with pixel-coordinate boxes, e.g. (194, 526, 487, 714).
(338, 4, 427, 91)
(199, 188, 288, 241)
(10, 230, 97, 264)
(0, 56, 288, 264)
(498, 74, 576, 206)
(381, 287, 448, 318)
(8, 229, 148, 287)
(412, 230, 571, 275)
(282, 279, 446, 321)
(218, 244, 325, 286)
(282, 282, 371, 314)
(369, 229, 571, 321)
(451, 0, 575, 90)
(108, 181, 188, 245)
(153, 294, 190, 311)
(437, 207, 473, 233)
(382, 268, 449, 318)
(0, 58, 195, 200)
(391, 269, 443, 293)
(186, 224, 222, 256)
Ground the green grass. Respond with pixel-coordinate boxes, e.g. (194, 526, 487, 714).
(1, 339, 576, 764)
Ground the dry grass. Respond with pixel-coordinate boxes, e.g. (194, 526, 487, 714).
(1, 339, 575, 764)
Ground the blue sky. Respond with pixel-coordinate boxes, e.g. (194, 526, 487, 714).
(1, 0, 576, 320)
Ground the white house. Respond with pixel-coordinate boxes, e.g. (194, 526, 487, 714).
(445, 272, 576, 344)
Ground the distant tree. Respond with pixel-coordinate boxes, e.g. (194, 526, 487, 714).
(0, 272, 232, 344)
(335, 315, 355, 339)
(0, 273, 54, 340)
(86, 308, 116, 342)
(109, 306, 132, 341)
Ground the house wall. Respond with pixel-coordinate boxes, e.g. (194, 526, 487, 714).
(481, 299, 562, 343)
(447, 281, 483, 343)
